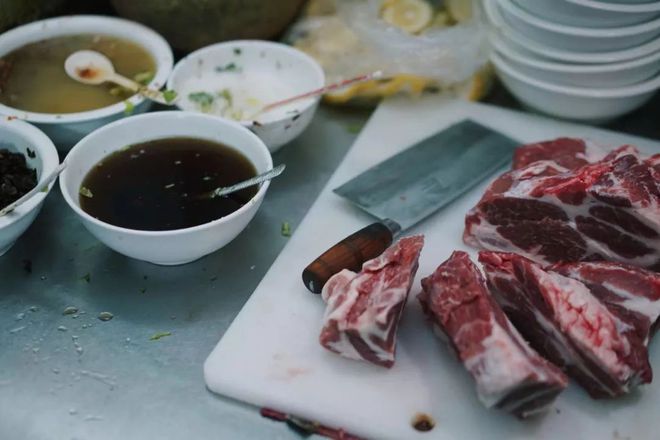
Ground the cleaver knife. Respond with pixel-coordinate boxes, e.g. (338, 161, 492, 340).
(302, 119, 520, 293)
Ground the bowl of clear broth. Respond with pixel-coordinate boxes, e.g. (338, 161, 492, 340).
(0, 15, 173, 150)
(60, 111, 273, 265)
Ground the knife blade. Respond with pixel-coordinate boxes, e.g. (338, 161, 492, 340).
(302, 119, 520, 293)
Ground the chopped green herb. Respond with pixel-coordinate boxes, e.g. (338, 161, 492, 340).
(139, 287, 147, 294)
(281, 221, 292, 237)
(79, 186, 93, 198)
(217, 88, 233, 106)
(150, 331, 172, 341)
(215, 62, 240, 73)
(162, 89, 178, 103)
(109, 86, 126, 97)
(133, 71, 155, 85)
(123, 100, 135, 115)
(346, 123, 364, 134)
(188, 92, 215, 112)
(40, 185, 48, 193)
(233, 48, 242, 55)
(80, 273, 91, 283)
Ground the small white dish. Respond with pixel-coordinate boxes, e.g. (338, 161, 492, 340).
(485, 0, 660, 63)
(491, 51, 660, 123)
(59, 111, 273, 265)
(513, 0, 660, 28)
(494, 37, 660, 87)
(0, 118, 60, 256)
(498, 0, 660, 52)
(0, 15, 173, 150)
(167, 40, 325, 153)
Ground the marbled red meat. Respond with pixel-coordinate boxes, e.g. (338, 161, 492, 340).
(479, 251, 651, 398)
(419, 251, 567, 417)
(551, 261, 660, 346)
(319, 235, 424, 368)
(465, 143, 660, 270)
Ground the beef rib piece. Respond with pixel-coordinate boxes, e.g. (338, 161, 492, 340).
(479, 251, 652, 398)
(419, 251, 567, 417)
(551, 261, 660, 346)
(319, 235, 424, 368)
(512, 138, 606, 171)
(464, 145, 660, 270)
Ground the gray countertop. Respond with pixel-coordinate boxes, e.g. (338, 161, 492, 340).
(1, 86, 659, 440)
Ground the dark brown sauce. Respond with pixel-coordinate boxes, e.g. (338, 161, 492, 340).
(411, 413, 435, 432)
(79, 137, 258, 231)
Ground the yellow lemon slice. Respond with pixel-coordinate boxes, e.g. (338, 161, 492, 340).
(446, 0, 473, 23)
(381, 0, 434, 34)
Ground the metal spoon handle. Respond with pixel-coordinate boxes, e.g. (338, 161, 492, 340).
(0, 162, 67, 217)
(211, 164, 286, 198)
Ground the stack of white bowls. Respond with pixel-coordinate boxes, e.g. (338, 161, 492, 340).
(483, 0, 660, 123)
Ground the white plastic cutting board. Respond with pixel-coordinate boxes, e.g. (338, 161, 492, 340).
(205, 96, 660, 440)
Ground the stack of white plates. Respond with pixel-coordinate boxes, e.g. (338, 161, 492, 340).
(484, 0, 660, 122)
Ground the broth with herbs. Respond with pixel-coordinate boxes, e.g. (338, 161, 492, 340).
(0, 34, 156, 113)
(79, 137, 258, 231)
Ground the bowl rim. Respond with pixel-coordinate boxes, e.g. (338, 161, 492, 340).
(0, 118, 60, 226)
(59, 111, 273, 237)
(491, 50, 660, 97)
(166, 39, 326, 128)
(0, 15, 174, 124)
(494, 37, 660, 72)
(500, 0, 660, 36)
(485, 0, 660, 63)
(566, 0, 660, 13)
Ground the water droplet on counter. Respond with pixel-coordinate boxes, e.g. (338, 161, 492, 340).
(57, 326, 67, 332)
(32, 347, 40, 353)
(69, 408, 77, 415)
(63, 306, 78, 315)
(52, 368, 60, 374)
(125, 337, 131, 343)
(83, 415, 103, 422)
(98, 312, 114, 322)
(75, 346, 83, 355)
(15, 313, 25, 321)
(29, 306, 39, 312)
(9, 326, 26, 334)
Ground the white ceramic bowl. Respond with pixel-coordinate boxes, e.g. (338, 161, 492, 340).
(0, 119, 60, 256)
(485, 0, 660, 63)
(498, 0, 660, 52)
(491, 51, 660, 122)
(0, 15, 173, 151)
(168, 40, 325, 153)
(568, 0, 660, 12)
(513, 0, 660, 27)
(59, 111, 273, 265)
(494, 37, 660, 87)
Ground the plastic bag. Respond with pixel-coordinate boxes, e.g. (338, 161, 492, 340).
(287, 0, 489, 88)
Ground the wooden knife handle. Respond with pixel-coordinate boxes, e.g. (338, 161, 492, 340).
(302, 222, 394, 294)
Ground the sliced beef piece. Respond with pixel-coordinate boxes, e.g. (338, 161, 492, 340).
(419, 251, 567, 417)
(551, 261, 660, 345)
(319, 235, 424, 368)
(465, 146, 660, 270)
(512, 138, 605, 171)
(479, 251, 652, 398)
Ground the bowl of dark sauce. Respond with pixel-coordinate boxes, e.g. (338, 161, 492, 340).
(60, 111, 272, 265)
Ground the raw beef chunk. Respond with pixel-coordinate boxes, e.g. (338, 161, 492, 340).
(465, 145, 660, 270)
(512, 138, 605, 171)
(419, 251, 567, 417)
(551, 261, 660, 346)
(319, 235, 424, 368)
(479, 251, 652, 398)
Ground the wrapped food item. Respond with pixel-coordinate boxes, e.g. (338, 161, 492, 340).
(287, 0, 491, 105)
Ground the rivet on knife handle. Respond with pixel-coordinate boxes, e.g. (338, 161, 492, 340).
(302, 222, 396, 294)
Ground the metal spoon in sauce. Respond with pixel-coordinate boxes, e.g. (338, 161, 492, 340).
(198, 163, 286, 200)
(64, 50, 175, 105)
(0, 162, 67, 217)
